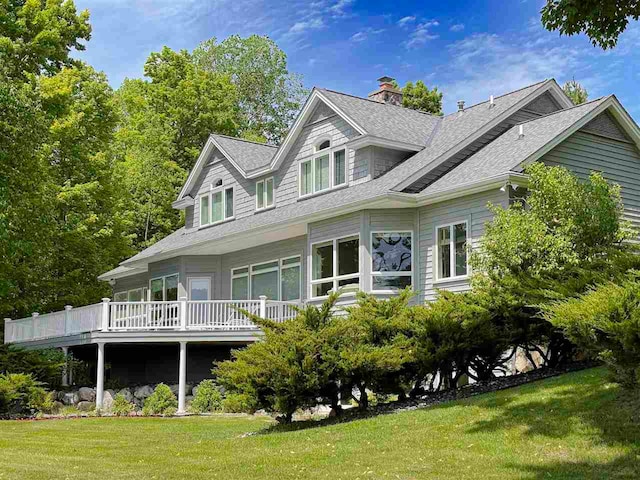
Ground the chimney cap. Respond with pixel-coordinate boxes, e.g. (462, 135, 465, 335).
(457, 100, 465, 112)
(377, 76, 396, 84)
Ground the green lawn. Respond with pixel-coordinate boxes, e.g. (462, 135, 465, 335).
(1, 367, 639, 479)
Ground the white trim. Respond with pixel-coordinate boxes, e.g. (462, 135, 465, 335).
(199, 185, 234, 228)
(309, 234, 360, 299)
(280, 255, 302, 302)
(268, 89, 367, 172)
(187, 277, 211, 301)
(347, 135, 423, 152)
(434, 220, 469, 282)
(149, 273, 180, 301)
(230, 255, 303, 301)
(370, 231, 414, 294)
(298, 145, 348, 198)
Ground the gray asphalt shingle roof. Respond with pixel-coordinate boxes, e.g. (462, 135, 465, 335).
(318, 88, 440, 146)
(421, 97, 609, 196)
(212, 134, 277, 173)
(119, 80, 595, 268)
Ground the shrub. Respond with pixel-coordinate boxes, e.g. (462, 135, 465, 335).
(544, 277, 640, 389)
(190, 380, 223, 413)
(0, 373, 54, 418)
(222, 393, 255, 413)
(142, 383, 177, 416)
(112, 393, 135, 416)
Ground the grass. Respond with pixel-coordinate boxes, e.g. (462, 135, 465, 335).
(1, 367, 639, 479)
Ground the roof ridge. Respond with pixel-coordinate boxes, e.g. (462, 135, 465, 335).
(512, 95, 609, 127)
(211, 133, 278, 149)
(318, 87, 440, 118)
(443, 79, 551, 117)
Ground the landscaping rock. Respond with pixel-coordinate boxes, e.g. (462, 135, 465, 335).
(169, 383, 193, 396)
(78, 387, 96, 402)
(101, 390, 116, 411)
(52, 401, 64, 414)
(117, 388, 134, 403)
(62, 391, 80, 405)
(77, 401, 96, 412)
(134, 385, 154, 399)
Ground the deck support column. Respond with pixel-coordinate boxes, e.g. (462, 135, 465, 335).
(61, 346, 69, 387)
(177, 341, 188, 414)
(96, 342, 106, 410)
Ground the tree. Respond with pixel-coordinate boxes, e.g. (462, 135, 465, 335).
(541, 0, 640, 49)
(563, 79, 588, 105)
(401, 80, 443, 115)
(193, 35, 308, 143)
(0, 0, 91, 79)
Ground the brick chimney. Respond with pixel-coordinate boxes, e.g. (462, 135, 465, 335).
(368, 76, 403, 106)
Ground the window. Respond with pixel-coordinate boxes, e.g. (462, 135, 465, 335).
(436, 222, 468, 279)
(231, 256, 302, 301)
(311, 235, 359, 298)
(199, 183, 234, 227)
(188, 277, 210, 301)
(371, 232, 413, 291)
(149, 274, 180, 301)
(114, 291, 127, 302)
(256, 177, 275, 210)
(299, 140, 347, 197)
(127, 288, 143, 302)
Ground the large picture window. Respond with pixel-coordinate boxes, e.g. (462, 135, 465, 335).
(231, 256, 301, 301)
(311, 235, 359, 298)
(371, 232, 413, 291)
(436, 221, 468, 280)
(200, 184, 234, 227)
(150, 274, 179, 301)
(299, 140, 347, 198)
(188, 277, 210, 301)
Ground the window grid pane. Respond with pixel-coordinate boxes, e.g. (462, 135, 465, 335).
(266, 178, 274, 206)
(338, 237, 359, 276)
(312, 242, 333, 280)
(334, 149, 346, 186)
(165, 275, 179, 301)
(225, 188, 234, 218)
(212, 191, 223, 222)
(372, 233, 412, 273)
(257, 181, 264, 209)
(200, 195, 209, 226)
(455, 223, 467, 277)
(281, 265, 301, 301)
(231, 276, 248, 300)
(301, 161, 312, 196)
(314, 155, 330, 192)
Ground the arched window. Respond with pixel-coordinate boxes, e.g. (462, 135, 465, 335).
(214, 178, 223, 188)
(316, 139, 330, 151)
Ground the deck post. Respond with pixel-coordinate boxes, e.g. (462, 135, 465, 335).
(96, 342, 106, 410)
(64, 305, 72, 335)
(259, 295, 267, 318)
(179, 296, 188, 331)
(177, 341, 187, 414)
(61, 346, 69, 387)
(101, 298, 110, 332)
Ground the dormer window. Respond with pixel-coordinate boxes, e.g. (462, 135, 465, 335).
(256, 177, 275, 211)
(300, 139, 347, 198)
(200, 181, 234, 227)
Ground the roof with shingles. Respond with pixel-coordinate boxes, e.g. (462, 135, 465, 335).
(211, 134, 277, 173)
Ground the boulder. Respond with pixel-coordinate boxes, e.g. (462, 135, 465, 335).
(117, 388, 134, 403)
(77, 401, 96, 412)
(134, 385, 154, 400)
(78, 387, 96, 402)
(52, 401, 64, 414)
(102, 390, 116, 411)
(169, 384, 193, 396)
(62, 391, 80, 406)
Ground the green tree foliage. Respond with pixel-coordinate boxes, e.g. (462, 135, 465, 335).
(0, 345, 65, 388)
(193, 35, 307, 144)
(563, 79, 588, 105)
(541, 0, 640, 49)
(544, 276, 640, 388)
(401, 80, 443, 115)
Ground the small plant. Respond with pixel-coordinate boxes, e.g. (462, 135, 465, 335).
(142, 383, 177, 416)
(60, 405, 81, 417)
(0, 372, 54, 418)
(190, 380, 223, 414)
(112, 393, 135, 416)
(222, 393, 255, 413)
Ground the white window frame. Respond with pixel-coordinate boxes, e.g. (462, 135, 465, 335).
(370, 231, 414, 294)
(114, 288, 145, 302)
(280, 255, 302, 302)
(298, 140, 348, 199)
(230, 255, 303, 301)
(149, 273, 180, 301)
(114, 291, 128, 302)
(309, 234, 360, 299)
(188, 277, 211, 301)
(199, 183, 234, 228)
(255, 177, 275, 211)
(434, 220, 469, 282)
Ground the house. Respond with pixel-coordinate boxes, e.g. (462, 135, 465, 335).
(5, 77, 640, 412)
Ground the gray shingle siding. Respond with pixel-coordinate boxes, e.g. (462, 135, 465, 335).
(580, 111, 631, 143)
(418, 189, 508, 301)
(541, 130, 640, 234)
(306, 102, 336, 125)
(373, 147, 411, 178)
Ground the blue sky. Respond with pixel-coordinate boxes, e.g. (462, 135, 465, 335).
(74, 0, 640, 117)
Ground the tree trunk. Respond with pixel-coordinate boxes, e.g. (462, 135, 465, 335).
(358, 384, 368, 410)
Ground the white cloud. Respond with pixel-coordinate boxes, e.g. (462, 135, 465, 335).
(329, 0, 354, 17)
(397, 15, 416, 28)
(450, 23, 464, 32)
(349, 28, 385, 43)
(404, 21, 440, 49)
(287, 17, 324, 35)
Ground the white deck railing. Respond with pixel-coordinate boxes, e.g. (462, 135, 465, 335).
(3, 298, 301, 343)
